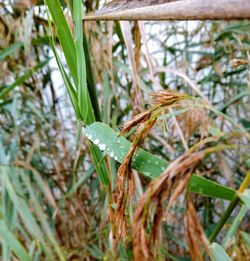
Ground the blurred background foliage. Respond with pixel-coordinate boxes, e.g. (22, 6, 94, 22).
(0, 0, 250, 260)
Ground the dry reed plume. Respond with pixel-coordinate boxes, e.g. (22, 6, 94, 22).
(112, 90, 196, 247)
(113, 110, 156, 240)
(176, 106, 211, 140)
(132, 149, 209, 260)
(184, 195, 210, 261)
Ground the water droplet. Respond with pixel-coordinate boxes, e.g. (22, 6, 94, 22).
(110, 151, 114, 158)
(107, 148, 110, 151)
(161, 167, 165, 171)
(114, 156, 118, 161)
(156, 162, 159, 165)
(88, 135, 92, 140)
(94, 139, 99, 145)
(99, 144, 106, 151)
(147, 160, 151, 163)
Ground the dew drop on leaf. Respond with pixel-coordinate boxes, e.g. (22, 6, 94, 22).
(99, 144, 106, 151)
(94, 139, 99, 145)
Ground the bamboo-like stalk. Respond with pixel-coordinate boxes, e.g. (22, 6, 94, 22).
(83, 0, 250, 21)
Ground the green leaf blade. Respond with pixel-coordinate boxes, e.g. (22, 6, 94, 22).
(0, 220, 33, 261)
(45, 0, 77, 85)
(0, 41, 23, 61)
(84, 122, 236, 200)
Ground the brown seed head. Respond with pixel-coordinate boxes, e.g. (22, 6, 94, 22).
(150, 90, 188, 108)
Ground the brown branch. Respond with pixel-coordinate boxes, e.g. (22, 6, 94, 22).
(83, 0, 250, 21)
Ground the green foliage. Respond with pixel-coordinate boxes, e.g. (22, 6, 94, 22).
(0, 1, 249, 260)
(45, 0, 77, 84)
(46, 0, 110, 185)
(0, 220, 32, 261)
(84, 122, 236, 200)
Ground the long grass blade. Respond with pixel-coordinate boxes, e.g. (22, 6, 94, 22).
(84, 122, 236, 200)
(46, 0, 110, 186)
(20, 172, 65, 261)
(83, 32, 102, 122)
(222, 205, 248, 248)
(0, 220, 32, 261)
(1, 166, 53, 259)
(45, 0, 77, 85)
(0, 41, 23, 61)
(0, 59, 49, 99)
(73, 0, 89, 122)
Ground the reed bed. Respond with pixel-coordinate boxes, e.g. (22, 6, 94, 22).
(0, 0, 249, 260)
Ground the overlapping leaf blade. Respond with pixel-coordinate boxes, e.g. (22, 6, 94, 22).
(84, 122, 236, 200)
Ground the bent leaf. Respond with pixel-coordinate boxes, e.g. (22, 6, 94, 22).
(84, 122, 236, 200)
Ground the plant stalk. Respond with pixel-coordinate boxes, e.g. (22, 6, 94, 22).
(83, 0, 250, 21)
(209, 171, 250, 242)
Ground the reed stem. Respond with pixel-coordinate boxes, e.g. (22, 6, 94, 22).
(209, 171, 250, 242)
